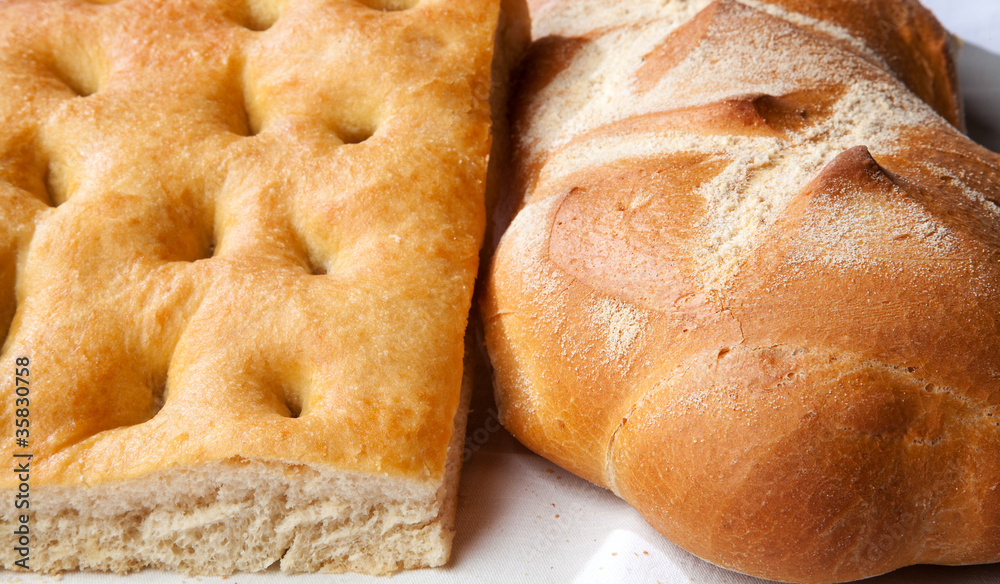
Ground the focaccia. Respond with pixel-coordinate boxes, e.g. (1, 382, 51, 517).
(0, 0, 502, 574)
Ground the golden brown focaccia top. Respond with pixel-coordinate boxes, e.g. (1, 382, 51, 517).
(0, 0, 498, 486)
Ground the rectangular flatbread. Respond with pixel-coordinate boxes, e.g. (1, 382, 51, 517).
(0, 0, 500, 574)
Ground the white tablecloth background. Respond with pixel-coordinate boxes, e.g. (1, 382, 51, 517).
(10, 2, 1000, 583)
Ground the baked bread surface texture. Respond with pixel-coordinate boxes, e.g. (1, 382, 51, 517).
(483, 0, 1000, 582)
(0, 0, 500, 574)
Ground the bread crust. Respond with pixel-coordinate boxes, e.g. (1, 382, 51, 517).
(483, 1, 1000, 581)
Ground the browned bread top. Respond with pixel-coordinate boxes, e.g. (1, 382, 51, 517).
(484, 1, 1000, 582)
(0, 0, 497, 486)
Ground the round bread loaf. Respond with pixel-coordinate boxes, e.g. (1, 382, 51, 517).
(482, 1, 1000, 582)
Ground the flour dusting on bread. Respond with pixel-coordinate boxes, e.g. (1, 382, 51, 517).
(484, 1, 1000, 582)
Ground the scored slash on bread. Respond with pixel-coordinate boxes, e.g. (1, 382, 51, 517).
(0, 0, 513, 575)
(484, 0, 1000, 582)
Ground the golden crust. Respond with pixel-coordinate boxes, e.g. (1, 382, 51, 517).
(0, 0, 497, 487)
(484, 0, 1000, 582)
